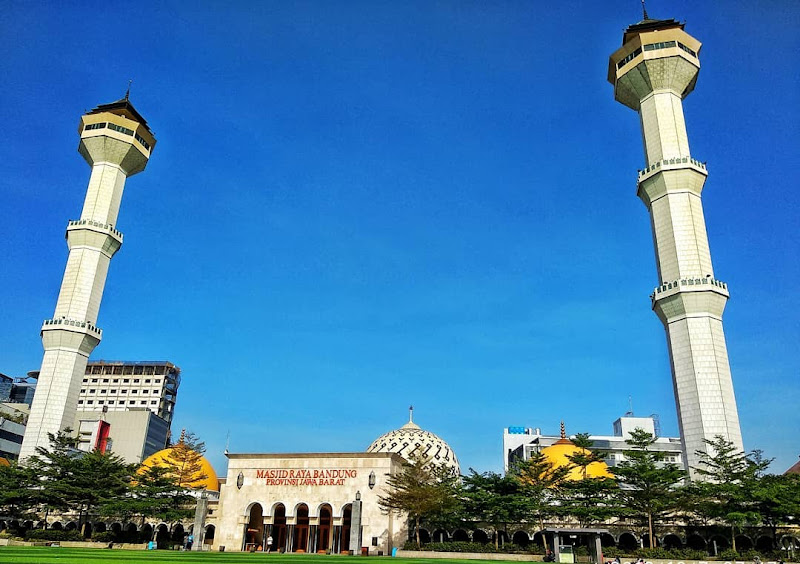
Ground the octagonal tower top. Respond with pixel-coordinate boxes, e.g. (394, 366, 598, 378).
(78, 97, 156, 176)
(608, 17, 702, 111)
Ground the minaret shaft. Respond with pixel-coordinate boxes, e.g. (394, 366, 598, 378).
(609, 19, 743, 478)
(19, 99, 155, 461)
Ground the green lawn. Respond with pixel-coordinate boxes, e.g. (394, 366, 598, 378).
(0, 548, 517, 564)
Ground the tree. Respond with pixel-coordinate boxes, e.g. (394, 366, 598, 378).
(511, 452, 569, 551)
(690, 435, 771, 552)
(611, 428, 687, 548)
(0, 462, 36, 521)
(102, 464, 195, 528)
(556, 433, 620, 527)
(462, 470, 529, 549)
(377, 454, 460, 548)
(26, 429, 135, 534)
(149, 430, 209, 490)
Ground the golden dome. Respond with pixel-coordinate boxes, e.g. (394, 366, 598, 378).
(140, 444, 219, 492)
(539, 424, 611, 481)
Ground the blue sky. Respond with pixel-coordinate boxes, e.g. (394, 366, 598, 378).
(1, 1, 798, 477)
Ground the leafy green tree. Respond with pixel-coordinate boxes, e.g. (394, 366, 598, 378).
(556, 433, 620, 527)
(510, 452, 569, 551)
(611, 428, 687, 548)
(377, 454, 460, 548)
(462, 470, 530, 549)
(26, 429, 135, 534)
(690, 435, 771, 552)
(153, 430, 209, 490)
(102, 464, 195, 528)
(0, 462, 36, 520)
(751, 472, 800, 543)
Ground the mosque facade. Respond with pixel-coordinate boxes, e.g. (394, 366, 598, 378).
(205, 411, 457, 553)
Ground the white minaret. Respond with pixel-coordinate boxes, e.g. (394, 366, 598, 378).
(608, 15, 743, 477)
(19, 96, 156, 460)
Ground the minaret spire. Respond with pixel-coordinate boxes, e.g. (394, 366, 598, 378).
(18, 97, 156, 460)
(608, 18, 744, 479)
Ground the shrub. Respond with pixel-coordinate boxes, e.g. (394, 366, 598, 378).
(92, 531, 115, 542)
(717, 549, 740, 561)
(25, 529, 83, 541)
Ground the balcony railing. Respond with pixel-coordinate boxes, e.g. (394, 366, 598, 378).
(650, 277, 728, 302)
(67, 219, 123, 239)
(638, 157, 707, 178)
(42, 317, 103, 337)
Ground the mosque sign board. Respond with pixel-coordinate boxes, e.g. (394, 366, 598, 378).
(255, 468, 358, 487)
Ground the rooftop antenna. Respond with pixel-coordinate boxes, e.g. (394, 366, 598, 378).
(625, 395, 635, 417)
(124, 79, 132, 101)
(224, 430, 230, 455)
(641, 0, 649, 20)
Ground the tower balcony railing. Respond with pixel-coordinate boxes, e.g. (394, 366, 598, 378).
(41, 317, 103, 338)
(650, 277, 728, 302)
(638, 157, 707, 178)
(67, 219, 123, 239)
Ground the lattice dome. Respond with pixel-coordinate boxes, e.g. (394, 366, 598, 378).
(366, 410, 460, 474)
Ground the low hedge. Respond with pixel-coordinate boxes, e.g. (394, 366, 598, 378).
(25, 529, 84, 541)
(403, 541, 545, 554)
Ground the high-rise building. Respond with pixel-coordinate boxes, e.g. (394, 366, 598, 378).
(19, 96, 156, 460)
(78, 361, 180, 425)
(608, 14, 743, 476)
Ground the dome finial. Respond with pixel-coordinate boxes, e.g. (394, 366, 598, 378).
(409, 405, 414, 423)
(560, 421, 566, 439)
(179, 428, 186, 444)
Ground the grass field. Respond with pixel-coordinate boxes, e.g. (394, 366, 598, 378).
(0, 548, 513, 564)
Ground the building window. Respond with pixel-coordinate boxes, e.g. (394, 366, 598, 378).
(123, 379, 129, 383)
(82, 378, 88, 383)
(151, 400, 157, 405)
(84, 122, 106, 131)
(131, 390, 137, 394)
(78, 400, 84, 405)
(87, 400, 94, 405)
(112, 379, 119, 383)
(143, 390, 148, 394)
(133, 379, 140, 383)
(140, 401, 146, 405)
(108, 401, 114, 405)
(89, 389, 95, 393)
(80, 389, 86, 394)
(108, 122, 134, 136)
(110, 389, 116, 393)
(145, 379, 151, 383)
(100, 390, 106, 394)
(129, 400, 135, 404)
(98, 401, 104, 405)
(121, 390, 127, 394)
(91, 378, 98, 383)
(103, 379, 109, 383)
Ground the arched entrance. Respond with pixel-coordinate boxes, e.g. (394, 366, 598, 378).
(618, 532, 638, 551)
(472, 529, 489, 544)
(687, 534, 706, 550)
(341, 504, 352, 553)
(245, 503, 264, 551)
(293, 504, 310, 552)
(205, 524, 216, 546)
(453, 529, 469, 542)
(663, 534, 682, 549)
(272, 504, 287, 552)
(513, 531, 531, 547)
(318, 504, 333, 552)
(172, 523, 185, 547)
(155, 524, 170, 549)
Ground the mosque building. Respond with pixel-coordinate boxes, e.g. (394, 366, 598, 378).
(146, 410, 459, 553)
